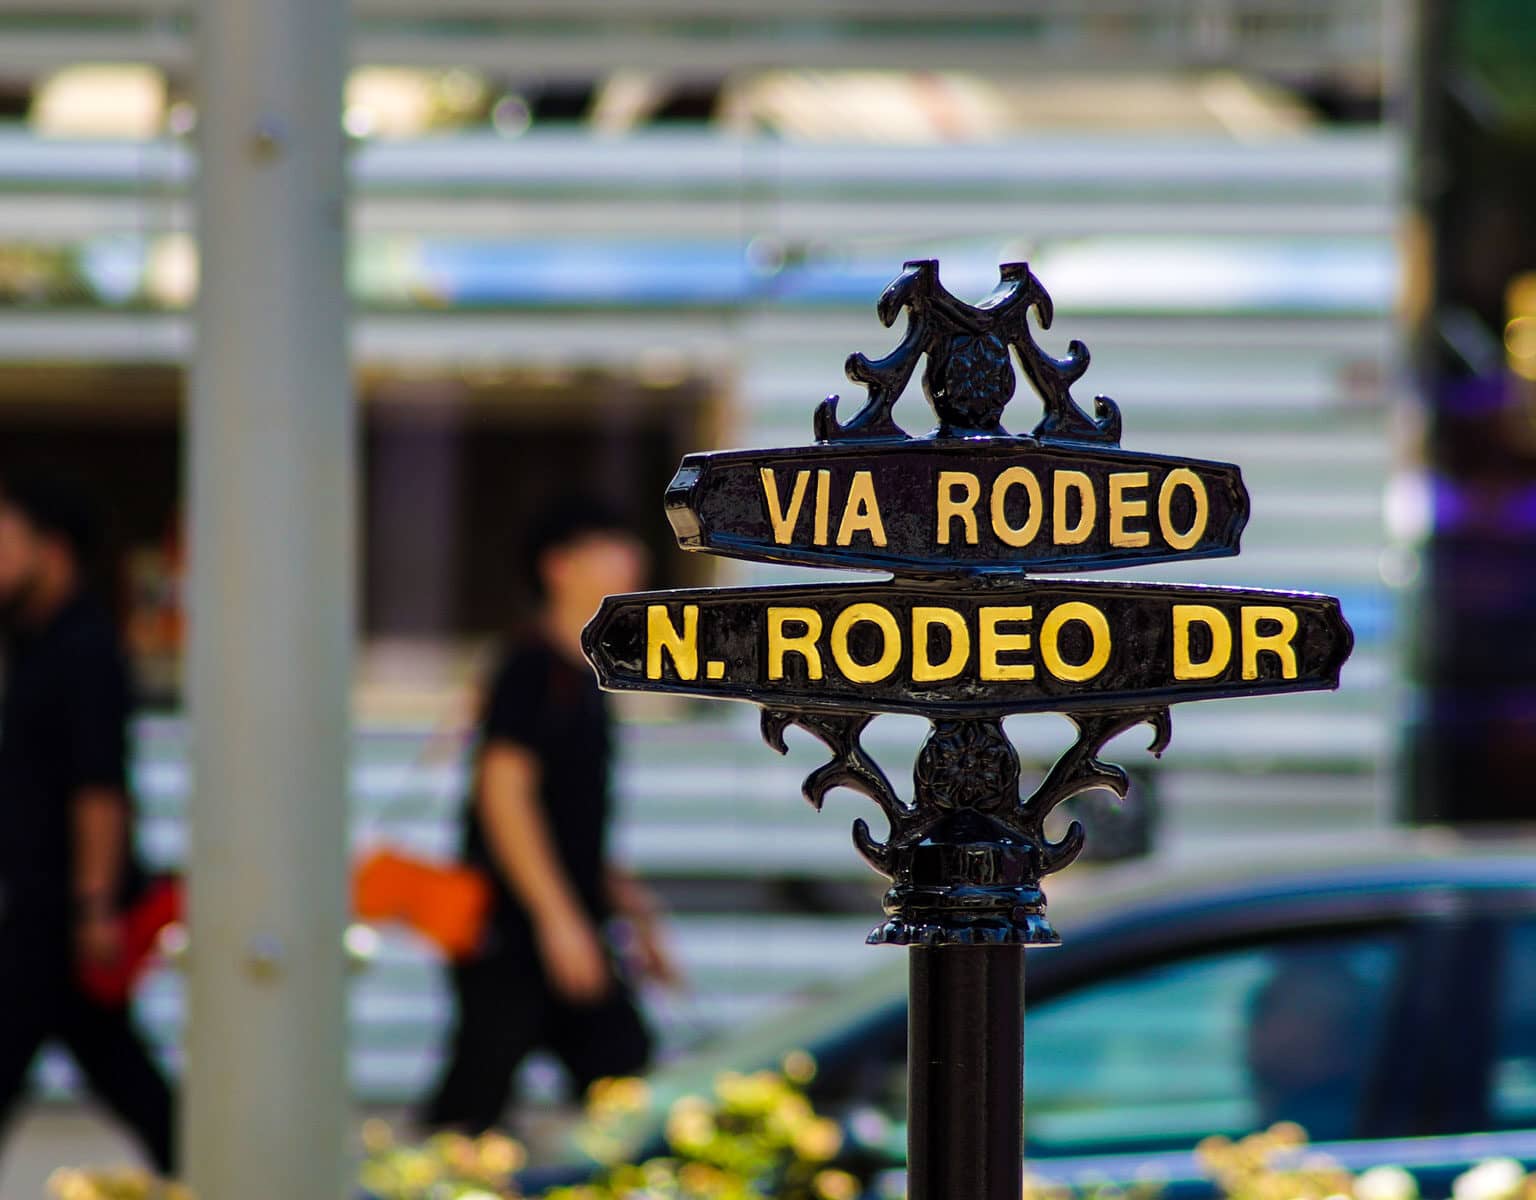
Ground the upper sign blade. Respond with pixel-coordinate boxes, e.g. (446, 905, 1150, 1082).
(665, 439, 1248, 576)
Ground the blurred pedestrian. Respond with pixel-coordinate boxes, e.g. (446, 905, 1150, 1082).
(0, 472, 174, 1174)
(422, 500, 677, 1133)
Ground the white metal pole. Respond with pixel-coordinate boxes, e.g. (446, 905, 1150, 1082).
(185, 0, 352, 1193)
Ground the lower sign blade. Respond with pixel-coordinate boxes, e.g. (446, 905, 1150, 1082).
(583, 578, 1353, 717)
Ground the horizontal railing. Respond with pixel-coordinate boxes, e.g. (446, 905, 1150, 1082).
(0, 0, 1388, 74)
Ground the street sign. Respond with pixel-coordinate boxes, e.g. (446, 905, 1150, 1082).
(586, 578, 1350, 716)
(583, 255, 1354, 906)
(581, 258, 1354, 1200)
(666, 440, 1249, 575)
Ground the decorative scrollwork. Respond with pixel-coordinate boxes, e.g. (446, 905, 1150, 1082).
(814, 259, 1122, 447)
(760, 708, 908, 874)
(1022, 707, 1173, 875)
(760, 703, 1171, 945)
(914, 719, 1021, 813)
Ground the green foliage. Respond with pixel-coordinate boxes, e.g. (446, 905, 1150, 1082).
(357, 1120, 526, 1199)
(1197, 1123, 1360, 1200)
(1196, 1124, 1536, 1200)
(356, 1056, 863, 1200)
(50, 1103, 1536, 1200)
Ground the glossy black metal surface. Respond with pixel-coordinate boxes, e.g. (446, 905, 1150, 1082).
(908, 946, 1024, 1200)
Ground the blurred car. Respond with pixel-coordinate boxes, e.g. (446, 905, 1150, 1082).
(527, 839, 1536, 1197)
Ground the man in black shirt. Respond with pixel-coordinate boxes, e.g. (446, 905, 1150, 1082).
(422, 502, 675, 1132)
(0, 473, 174, 1173)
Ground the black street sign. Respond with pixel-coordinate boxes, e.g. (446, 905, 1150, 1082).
(582, 257, 1358, 1200)
(583, 578, 1351, 717)
(667, 440, 1249, 575)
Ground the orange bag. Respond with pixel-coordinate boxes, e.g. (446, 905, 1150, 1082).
(353, 849, 492, 960)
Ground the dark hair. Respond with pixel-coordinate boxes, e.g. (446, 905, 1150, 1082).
(0, 470, 102, 567)
(521, 497, 634, 598)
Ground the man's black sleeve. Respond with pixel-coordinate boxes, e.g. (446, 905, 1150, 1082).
(481, 648, 546, 750)
(65, 642, 131, 795)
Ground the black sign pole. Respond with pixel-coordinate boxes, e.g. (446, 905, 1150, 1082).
(909, 944, 1024, 1200)
(582, 258, 1353, 1200)
(847, 708, 1172, 1200)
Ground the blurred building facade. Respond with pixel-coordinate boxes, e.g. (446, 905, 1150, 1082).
(0, 0, 1404, 1102)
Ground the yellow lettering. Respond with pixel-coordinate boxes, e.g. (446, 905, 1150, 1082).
(1039, 602, 1111, 682)
(646, 604, 699, 681)
(1053, 470, 1096, 545)
(937, 471, 981, 546)
(813, 469, 832, 545)
(990, 467, 1043, 548)
(759, 468, 811, 545)
(768, 607, 823, 681)
(911, 607, 970, 682)
(1241, 606, 1300, 680)
(979, 606, 1035, 681)
(1158, 468, 1209, 552)
(836, 470, 889, 547)
(830, 603, 901, 683)
(1109, 471, 1150, 548)
(1172, 604, 1232, 680)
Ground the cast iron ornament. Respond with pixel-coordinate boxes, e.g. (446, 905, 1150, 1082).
(799, 260, 1174, 942)
(802, 261, 1166, 943)
(582, 259, 1353, 947)
(759, 707, 1171, 945)
(663, 258, 1250, 577)
(817, 258, 1117, 443)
